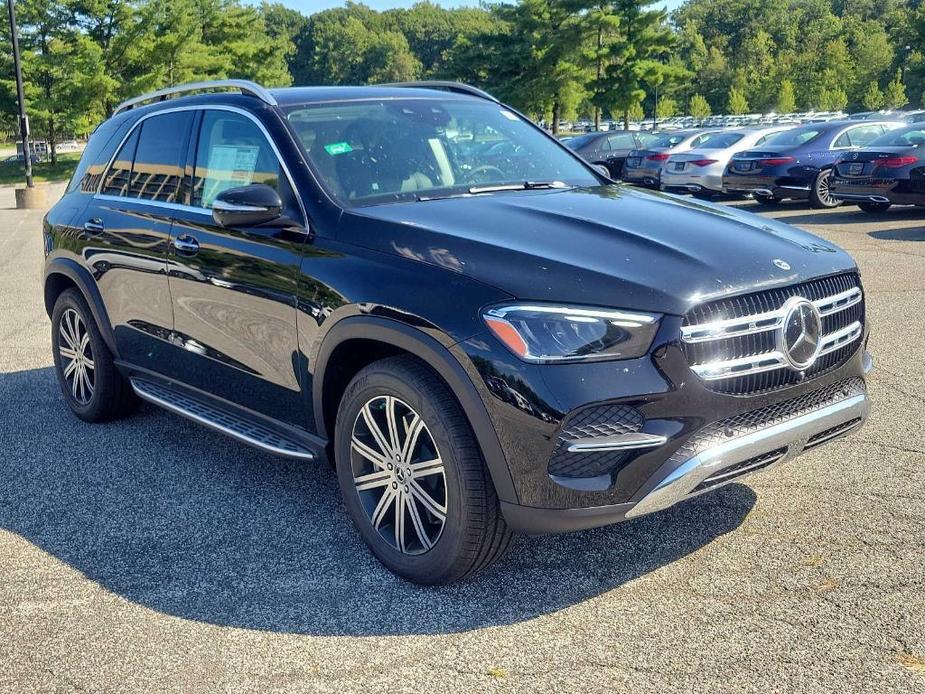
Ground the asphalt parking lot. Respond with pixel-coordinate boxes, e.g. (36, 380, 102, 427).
(1, 183, 923, 693)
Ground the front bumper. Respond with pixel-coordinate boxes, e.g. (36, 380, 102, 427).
(502, 362, 871, 533)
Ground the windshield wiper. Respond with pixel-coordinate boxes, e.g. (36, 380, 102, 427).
(468, 181, 570, 194)
(416, 180, 572, 202)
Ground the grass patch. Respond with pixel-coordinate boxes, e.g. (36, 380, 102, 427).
(486, 666, 508, 679)
(0, 152, 79, 186)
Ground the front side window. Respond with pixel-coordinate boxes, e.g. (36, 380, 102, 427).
(606, 133, 636, 150)
(192, 111, 281, 208)
(286, 98, 598, 206)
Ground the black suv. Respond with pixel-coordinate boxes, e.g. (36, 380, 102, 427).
(43, 80, 872, 584)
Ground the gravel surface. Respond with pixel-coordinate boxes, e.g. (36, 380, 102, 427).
(1, 184, 923, 693)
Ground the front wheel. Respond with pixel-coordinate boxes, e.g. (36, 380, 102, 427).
(334, 355, 511, 584)
(809, 169, 841, 209)
(858, 201, 892, 213)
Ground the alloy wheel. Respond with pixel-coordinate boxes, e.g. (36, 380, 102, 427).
(58, 308, 95, 405)
(817, 170, 835, 206)
(350, 395, 447, 555)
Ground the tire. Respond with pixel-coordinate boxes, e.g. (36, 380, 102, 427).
(334, 355, 512, 584)
(51, 288, 138, 422)
(809, 169, 841, 209)
(858, 201, 892, 213)
(753, 194, 782, 206)
(693, 190, 715, 201)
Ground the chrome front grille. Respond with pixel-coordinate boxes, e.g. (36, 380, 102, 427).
(681, 273, 864, 394)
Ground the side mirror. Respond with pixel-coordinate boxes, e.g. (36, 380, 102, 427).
(212, 184, 282, 227)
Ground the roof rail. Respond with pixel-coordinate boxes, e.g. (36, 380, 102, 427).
(378, 81, 499, 103)
(113, 79, 277, 115)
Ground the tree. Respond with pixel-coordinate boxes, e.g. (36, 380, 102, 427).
(727, 86, 748, 114)
(862, 80, 885, 110)
(820, 86, 848, 111)
(884, 69, 908, 108)
(589, 0, 678, 130)
(655, 95, 677, 118)
(689, 93, 711, 118)
(777, 79, 796, 113)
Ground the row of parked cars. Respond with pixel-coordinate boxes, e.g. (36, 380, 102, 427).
(566, 120, 925, 212)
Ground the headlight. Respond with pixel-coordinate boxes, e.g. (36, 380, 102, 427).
(482, 304, 661, 363)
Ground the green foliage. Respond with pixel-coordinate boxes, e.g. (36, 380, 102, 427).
(727, 86, 748, 114)
(777, 80, 796, 113)
(655, 96, 677, 118)
(688, 93, 711, 118)
(884, 69, 908, 109)
(862, 80, 885, 110)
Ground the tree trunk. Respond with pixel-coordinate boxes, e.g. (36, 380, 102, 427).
(49, 115, 57, 165)
(623, 109, 630, 131)
(594, 24, 603, 131)
(552, 100, 561, 135)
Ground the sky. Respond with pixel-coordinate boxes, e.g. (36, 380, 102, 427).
(265, 0, 685, 14)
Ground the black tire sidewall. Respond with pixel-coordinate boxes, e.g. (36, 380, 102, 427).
(334, 362, 478, 584)
(811, 169, 841, 208)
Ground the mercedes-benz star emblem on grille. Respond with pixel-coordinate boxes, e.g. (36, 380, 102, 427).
(778, 297, 823, 371)
(773, 258, 791, 270)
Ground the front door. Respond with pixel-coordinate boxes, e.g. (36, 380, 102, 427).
(166, 108, 308, 427)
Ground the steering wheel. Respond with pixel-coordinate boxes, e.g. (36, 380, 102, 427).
(466, 165, 507, 184)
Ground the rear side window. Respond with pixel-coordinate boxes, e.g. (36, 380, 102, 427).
(129, 112, 193, 202)
(192, 111, 281, 208)
(100, 111, 193, 202)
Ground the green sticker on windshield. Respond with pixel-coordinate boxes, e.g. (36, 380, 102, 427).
(324, 141, 353, 156)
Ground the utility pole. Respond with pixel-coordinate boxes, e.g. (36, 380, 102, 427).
(7, 0, 33, 188)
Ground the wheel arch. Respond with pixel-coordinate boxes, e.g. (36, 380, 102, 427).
(44, 257, 119, 358)
(312, 316, 518, 503)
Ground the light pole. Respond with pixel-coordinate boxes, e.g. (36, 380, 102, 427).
(7, 0, 33, 188)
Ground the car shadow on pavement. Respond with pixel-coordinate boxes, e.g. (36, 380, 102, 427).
(868, 227, 925, 241)
(777, 207, 925, 227)
(0, 366, 756, 636)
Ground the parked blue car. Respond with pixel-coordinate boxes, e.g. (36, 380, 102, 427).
(722, 120, 903, 208)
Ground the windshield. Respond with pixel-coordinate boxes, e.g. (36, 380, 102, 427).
(762, 128, 822, 146)
(870, 126, 925, 147)
(286, 98, 599, 205)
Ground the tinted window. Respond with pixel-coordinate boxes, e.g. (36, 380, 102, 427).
(101, 128, 139, 196)
(694, 132, 744, 149)
(287, 98, 597, 205)
(762, 128, 822, 146)
(607, 133, 637, 150)
(129, 112, 192, 202)
(192, 111, 281, 208)
(652, 133, 688, 147)
(566, 133, 599, 149)
(870, 126, 925, 147)
(845, 124, 884, 147)
(636, 132, 661, 146)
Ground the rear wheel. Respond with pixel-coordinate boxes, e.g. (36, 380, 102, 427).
(334, 355, 511, 584)
(809, 169, 841, 209)
(51, 288, 137, 422)
(858, 201, 891, 213)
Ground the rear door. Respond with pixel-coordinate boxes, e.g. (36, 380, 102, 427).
(87, 110, 194, 372)
(165, 107, 308, 427)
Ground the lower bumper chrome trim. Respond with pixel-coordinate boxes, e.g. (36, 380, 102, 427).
(625, 392, 870, 519)
(567, 432, 668, 453)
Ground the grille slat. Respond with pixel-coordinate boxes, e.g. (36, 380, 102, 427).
(682, 273, 864, 395)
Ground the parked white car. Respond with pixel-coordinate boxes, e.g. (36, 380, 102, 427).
(659, 126, 795, 198)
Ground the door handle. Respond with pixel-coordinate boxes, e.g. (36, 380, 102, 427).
(83, 219, 104, 234)
(173, 234, 200, 255)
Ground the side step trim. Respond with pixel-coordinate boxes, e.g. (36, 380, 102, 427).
(131, 378, 316, 461)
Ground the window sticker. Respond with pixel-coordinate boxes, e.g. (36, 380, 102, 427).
(499, 110, 519, 121)
(324, 141, 353, 156)
(201, 144, 260, 206)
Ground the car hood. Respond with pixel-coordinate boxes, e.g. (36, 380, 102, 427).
(339, 185, 857, 316)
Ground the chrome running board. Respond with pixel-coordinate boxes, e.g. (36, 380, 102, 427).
(131, 378, 316, 460)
